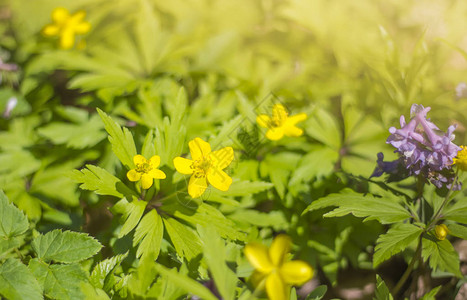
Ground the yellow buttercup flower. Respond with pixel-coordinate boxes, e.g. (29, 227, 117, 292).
(434, 224, 449, 241)
(127, 155, 166, 190)
(173, 138, 234, 198)
(257, 104, 307, 141)
(453, 145, 467, 171)
(244, 234, 313, 300)
(42, 7, 91, 49)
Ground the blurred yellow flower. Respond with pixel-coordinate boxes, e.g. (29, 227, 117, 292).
(42, 7, 91, 49)
(244, 234, 313, 300)
(173, 138, 233, 198)
(453, 145, 467, 171)
(434, 224, 449, 241)
(257, 104, 307, 141)
(127, 155, 166, 190)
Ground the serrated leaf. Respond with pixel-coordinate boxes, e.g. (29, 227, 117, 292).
(421, 235, 462, 277)
(97, 108, 137, 169)
(0, 190, 29, 238)
(447, 223, 467, 240)
(443, 200, 467, 224)
(163, 218, 202, 261)
(29, 258, 87, 300)
(127, 254, 158, 298)
(154, 264, 218, 300)
(70, 164, 133, 198)
(0, 236, 22, 255)
(373, 223, 423, 267)
(134, 209, 164, 258)
(420, 286, 441, 300)
(111, 198, 147, 238)
(214, 180, 273, 197)
(304, 189, 411, 224)
(90, 252, 128, 291)
(374, 275, 393, 300)
(0, 258, 42, 300)
(198, 226, 237, 300)
(32, 230, 102, 263)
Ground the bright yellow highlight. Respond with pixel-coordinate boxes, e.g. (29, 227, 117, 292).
(173, 137, 234, 198)
(453, 145, 467, 171)
(435, 224, 449, 241)
(257, 104, 307, 141)
(244, 234, 313, 300)
(42, 7, 91, 49)
(127, 155, 166, 190)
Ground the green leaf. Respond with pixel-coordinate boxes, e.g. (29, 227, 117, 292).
(70, 164, 133, 198)
(0, 236, 22, 255)
(127, 254, 158, 298)
(306, 107, 341, 150)
(198, 226, 238, 300)
(305, 285, 327, 300)
(443, 200, 467, 224)
(154, 264, 218, 300)
(373, 223, 423, 267)
(141, 129, 156, 159)
(0, 258, 42, 300)
(97, 108, 137, 169)
(163, 218, 202, 261)
(32, 230, 102, 263)
(303, 189, 411, 224)
(90, 252, 128, 291)
(29, 258, 88, 300)
(447, 223, 467, 240)
(421, 235, 462, 277)
(374, 275, 393, 300)
(420, 286, 441, 300)
(111, 198, 147, 238)
(0, 190, 28, 238)
(216, 180, 273, 197)
(134, 209, 164, 259)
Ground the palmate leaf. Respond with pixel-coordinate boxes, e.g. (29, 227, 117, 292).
(303, 189, 411, 224)
(29, 259, 88, 300)
(421, 235, 462, 277)
(134, 209, 164, 259)
(32, 230, 102, 263)
(90, 252, 128, 291)
(0, 190, 28, 238)
(0, 258, 42, 300)
(163, 218, 202, 261)
(97, 108, 137, 169)
(373, 223, 423, 267)
(111, 197, 147, 238)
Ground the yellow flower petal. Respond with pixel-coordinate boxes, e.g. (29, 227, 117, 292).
(59, 29, 75, 49)
(287, 113, 307, 125)
(266, 127, 285, 141)
(266, 272, 288, 300)
(283, 125, 303, 137)
(269, 234, 291, 266)
(141, 173, 153, 189)
(272, 104, 288, 123)
(74, 21, 91, 34)
(149, 155, 161, 169)
(244, 243, 274, 273)
(207, 168, 232, 191)
(133, 154, 147, 166)
(257, 114, 271, 128)
(52, 7, 69, 25)
(42, 24, 60, 36)
(173, 157, 194, 175)
(189, 137, 211, 160)
(127, 169, 141, 182)
(188, 175, 208, 198)
(148, 169, 166, 180)
(280, 260, 313, 285)
(208, 147, 234, 170)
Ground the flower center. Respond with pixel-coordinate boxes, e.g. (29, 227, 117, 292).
(135, 162, 152, 174)
(190, 157, 212, 178)
(270, 112, 288, 127)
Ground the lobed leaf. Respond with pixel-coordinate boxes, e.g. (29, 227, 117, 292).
(0, 190, 29, 238)
(163, 218, 202, 261)
(90, 252, 128, 291)
(0, 258, 42, 300)
(111, 197, 147, 238)
(421, 235, 462, 277)
(133, 209, 164, 259)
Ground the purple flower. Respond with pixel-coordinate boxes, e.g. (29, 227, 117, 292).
(375, 104, 461, 190)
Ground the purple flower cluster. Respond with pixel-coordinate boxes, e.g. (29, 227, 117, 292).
(373, 104, 461, 190)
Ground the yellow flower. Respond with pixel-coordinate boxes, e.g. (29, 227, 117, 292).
(244, 234, 313, 300)
(257, 104, 307, 141)
(453, 145, 467, 171)
(42, 7, 91, 49)
(127, 155, 166, 189)
(173, 138, 234, 198)
(434, 224, 449, 241)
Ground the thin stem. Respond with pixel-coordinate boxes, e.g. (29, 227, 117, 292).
(392, 236, 422, 296)
(428, 168, 460, 230)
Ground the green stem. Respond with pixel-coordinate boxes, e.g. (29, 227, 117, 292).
(392, 236, 422, 296)
(428, 168, 460, 230)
